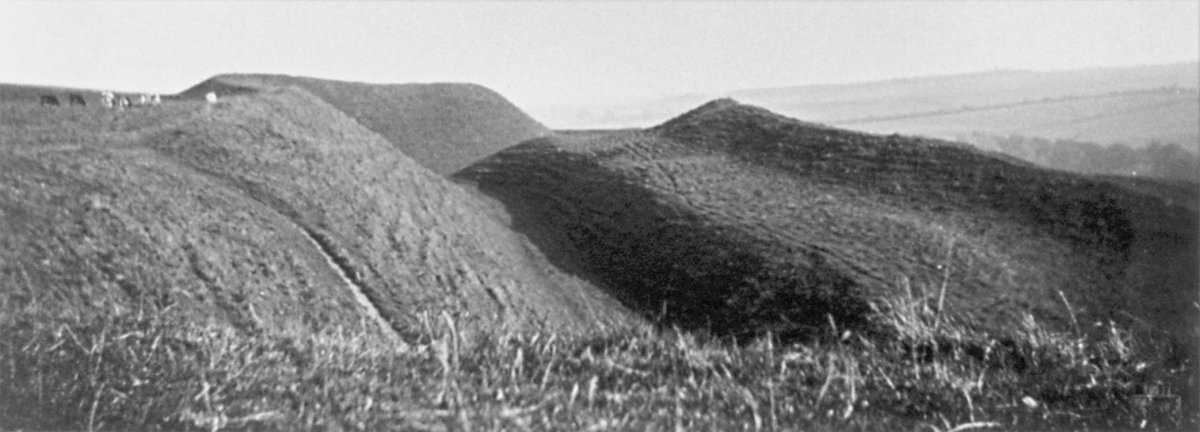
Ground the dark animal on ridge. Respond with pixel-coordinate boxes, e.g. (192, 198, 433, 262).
(68, 94, 86, 106)
(39, 95, 60, 106)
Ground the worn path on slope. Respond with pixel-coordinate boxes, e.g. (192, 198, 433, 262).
(140, 143, 407, 346)
(294, 223, 406, 346)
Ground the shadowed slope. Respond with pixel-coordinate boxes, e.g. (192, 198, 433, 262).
(459, 99, 1198, 348)
(0, 87, 634, 340)
(179, 74, 548, 174)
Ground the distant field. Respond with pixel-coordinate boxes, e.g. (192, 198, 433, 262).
(839, 89, 1200, 148)
(734, 62, 1198, 120)
(538, 63, 1200, 150)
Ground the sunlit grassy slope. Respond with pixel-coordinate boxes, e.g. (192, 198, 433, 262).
(0, 100, 383, 336)
(0, 87, 635, 342)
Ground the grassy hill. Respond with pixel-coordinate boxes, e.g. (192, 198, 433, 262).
(1, 86, 634, 340)
(3, 85, 1196, 429)
(0, 81, 642, 429)
(0, 104, 381, 337)
(459, 99, 1197, 350)
(179, 74, 549, 175)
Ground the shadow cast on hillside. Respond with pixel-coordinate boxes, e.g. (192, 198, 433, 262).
(458, 140, 873, 341)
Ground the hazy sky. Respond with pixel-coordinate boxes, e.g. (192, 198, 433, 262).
(2, 1, 1197, 107)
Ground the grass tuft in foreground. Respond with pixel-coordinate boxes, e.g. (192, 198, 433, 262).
(1, 300, 1195, 431)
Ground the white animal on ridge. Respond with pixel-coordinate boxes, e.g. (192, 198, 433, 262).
(205, 92, 218, 104)
(150, 94, 162, 105)
(100, 92, 114, 108)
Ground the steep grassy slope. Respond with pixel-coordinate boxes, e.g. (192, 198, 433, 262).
(178, 74, 548, 174)
(0, 87, 634, 342)
(459, 99, 1198, 351)
(0, 100, 382, 337)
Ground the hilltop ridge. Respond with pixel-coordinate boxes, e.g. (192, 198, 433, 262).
(654, 98, 834, 140)
(180, 74, 548, 174)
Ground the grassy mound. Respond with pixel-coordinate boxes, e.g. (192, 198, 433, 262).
(3, 89, 1194, 430)
(179, 74, 548, 175)
(0, 87, 634, 342)
(459, 99, 1197, 352)
(0, 100, 380, 337)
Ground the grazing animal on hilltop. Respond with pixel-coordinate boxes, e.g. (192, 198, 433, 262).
(124, 94, 147, 108)
(100, 92, 115, 108)
(205, 92, 218, 104)
(150, 94, 162, 105)
(40, 95, 60, 106)
(118, 96, 131, 110)
(68, 94, 86, 106)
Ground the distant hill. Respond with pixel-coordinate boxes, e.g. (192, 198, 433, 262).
(459, 99, 1197, 350)
(734, 62, 1198, 117)
(735, 62, 1200, 148)
(828, 88, 1199, 148)
(179, 74, 548, 174)
(0, 86, 634, 341)
(537, 63, 1200, 149)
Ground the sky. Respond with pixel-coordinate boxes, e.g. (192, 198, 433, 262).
(1, 1, 1197, 108)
